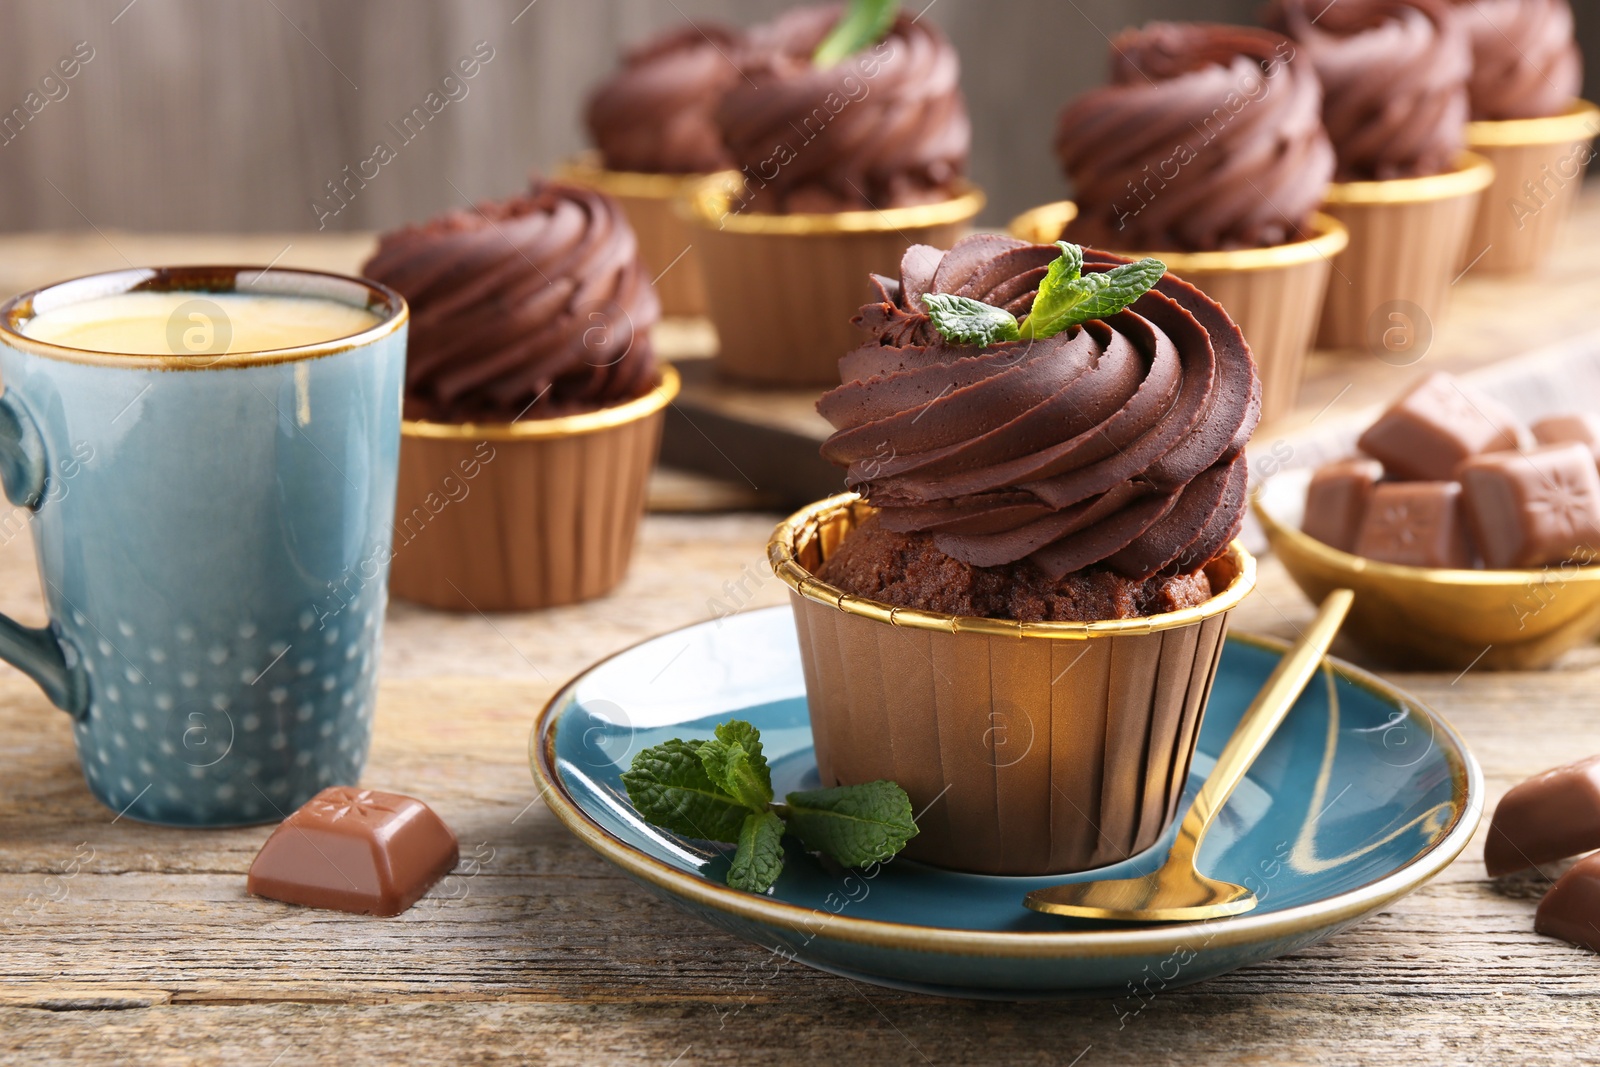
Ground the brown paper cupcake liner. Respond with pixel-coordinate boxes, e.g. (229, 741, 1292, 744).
(1462, 100, 1600, 277)
(680, 177, 985, 388)
(1007, 202, 1347, 427)
(1316, 152, 1495, 352)
(390, 366, 678, 612)
(558, 153, 719, 318)
(769, 494, 1255, 876)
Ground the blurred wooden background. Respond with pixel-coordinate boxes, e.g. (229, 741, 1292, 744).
(5, 0, 1592, 235)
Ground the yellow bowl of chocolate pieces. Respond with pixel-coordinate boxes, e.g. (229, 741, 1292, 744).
(1253, 373, 1600, 671)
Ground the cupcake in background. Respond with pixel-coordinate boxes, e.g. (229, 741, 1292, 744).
(682, 2, 984, 386)
(1264, 0, 1493, 350)
(1012, 23, 1344, 424)
(365, 181, 679, 612)
(770, 235, 1259, 874)
(1450, 0, 1595, 275)
(561, 23, 744, 316)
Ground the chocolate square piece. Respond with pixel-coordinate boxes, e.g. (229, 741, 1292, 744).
(1485, 754, 1600, 876)
(1302, 458, 1385, 552)
(1535, 852, 1600, 952)
(1352, 481, 1473, 568)
(247, 787, 459, 916)
(1533, 413, 1600, 465)
(1458, 443, 1600, 569)
(1357, 372, 1531, 481)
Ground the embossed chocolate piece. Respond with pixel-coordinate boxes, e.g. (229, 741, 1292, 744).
(1353, 481, 1473, 568)
(247, 787, 460, 917)
(1303, 458, 1385, 552)
(1533, 413, 1600, 466)
(1356, 372, 1531, 482)
(1485, 754, 1600, 877)
(1535, 852, 1600, 952)
(1458, 443, 1600, 569)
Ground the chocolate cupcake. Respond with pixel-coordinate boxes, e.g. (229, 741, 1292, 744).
(769, 236, 1260, 874)
(562, 23, 744, 316)
(1264, 0, 1493, 349)
(365, 182, 679, 611)
(1014, 22, 1345, 424)
(681, 4, 984, 386)
(1450, 0, 1595, 275)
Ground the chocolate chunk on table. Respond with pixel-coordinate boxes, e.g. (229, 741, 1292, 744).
(1533, 413, 1600, 466)
(1458, 443, 1600, 569)
(1535, 852, 1600, 953)
(1357, 372, 1530, 481)
(1485, 754, 1600, 877)
(1302, 458, 1385, 552)
(1352, 481, 1473, 568)
(248, 787, 460, 916)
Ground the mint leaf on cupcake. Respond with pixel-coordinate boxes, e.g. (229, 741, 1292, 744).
(813, 0, 897, 68)
(923, 242, 1167, 347)
(624, 719, 918, 894)
(921, 293, 1023, 347)
(783, 782, 919, 867)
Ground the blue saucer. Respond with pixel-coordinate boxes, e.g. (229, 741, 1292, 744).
(530, 606, 1481, 999)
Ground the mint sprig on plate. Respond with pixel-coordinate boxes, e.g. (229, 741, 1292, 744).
(622, 719, 918, 893)
(813, 0, 896, 68)
(922, 241, 1166, 347)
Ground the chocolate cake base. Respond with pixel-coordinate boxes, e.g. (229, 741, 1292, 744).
(815, 515, 1213, 623)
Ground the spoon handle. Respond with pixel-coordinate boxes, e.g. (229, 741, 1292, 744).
(1169, 589, 1355, 865)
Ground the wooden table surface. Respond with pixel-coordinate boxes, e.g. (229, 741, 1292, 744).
(3, 233, 1600, 1065)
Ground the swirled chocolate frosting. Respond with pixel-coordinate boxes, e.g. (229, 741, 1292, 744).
(817, 235, 1261, 582)
(1055, 23, 1335, 252)
(363, 182, 660, 423)
(1450, 0, 1582, 120)
(585, 23, 742, 174)
(1265, 0, 1471, 180)
(714, 5, 970, 213)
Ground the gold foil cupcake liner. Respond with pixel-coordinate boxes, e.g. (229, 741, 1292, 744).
(1315, 152, 1495, 352)
(391, 366, 679, 612)
(1461, 100, 1599, 277)
(558, 152, 723, 318)
(768, 493, 1255, 875)
(680, 177, 985, 388)
(1006, 204, 1348, 426)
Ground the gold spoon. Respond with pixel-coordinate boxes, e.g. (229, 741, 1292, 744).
(1025, 588, 1355, 923)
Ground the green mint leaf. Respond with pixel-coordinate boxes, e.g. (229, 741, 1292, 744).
(783, 781, 918, 867)
(698, 739, 773, 812)
(813, 0, 896, 68)
(621, 738, 749, 844)
(1020, 249, 1165, 339)
(713, 720, 769, 788)
(921, 293, 1021, 347)
(726, 809, 787, 893)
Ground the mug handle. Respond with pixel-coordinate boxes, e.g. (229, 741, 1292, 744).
(0, 390, 89, 718)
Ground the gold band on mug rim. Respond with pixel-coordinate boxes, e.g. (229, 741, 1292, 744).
(678, 175, 987, 236)
(527, 620, 1479, 959)
(1006, 203, 1349, 274)
(768, 493, 1256, 640)
(556, 150, 730, 202)
(0, 265, 409, 371)
(1466, 98, 1600, 148)
(1322, 152, 1496, 206)
(402, 363, 680, 441)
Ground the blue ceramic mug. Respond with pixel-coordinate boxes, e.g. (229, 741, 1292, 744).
(0, 267, 407, 826)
